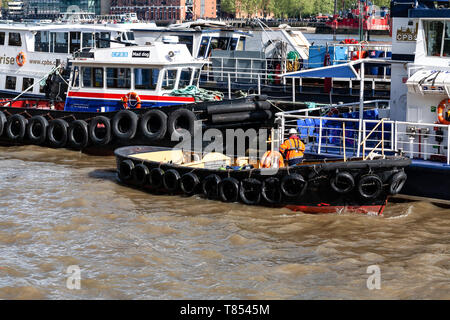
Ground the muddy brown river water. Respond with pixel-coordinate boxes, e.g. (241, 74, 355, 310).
(0, 145, 449, 299)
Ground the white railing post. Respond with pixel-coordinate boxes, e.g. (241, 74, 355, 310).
(228, 73, 231, 100)
(394, 121, 398, 153)
(258, 74, 261, 95)
(318, 118, 323, 154)
(447, 125, 450, 165)
(292, 78, 295, 103)
(357, 119, 362, 157)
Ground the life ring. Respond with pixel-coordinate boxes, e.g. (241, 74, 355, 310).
(16, 52, 26, 67)
(437, 99, 450, 125)
(121, 92, 142, 109)
(260, 150, 284, 169)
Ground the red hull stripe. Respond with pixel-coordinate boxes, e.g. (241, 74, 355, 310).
(286, 203, 387, 215)
(67, 91, 195, 102)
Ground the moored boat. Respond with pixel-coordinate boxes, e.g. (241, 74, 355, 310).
(114, 145, 411, 215)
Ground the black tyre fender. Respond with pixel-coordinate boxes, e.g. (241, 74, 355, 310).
(149, 168, 164, 189)
(389, 171, 407, 195)
(167, 108, 196, 140)
(262, 177, 282, 204)
(89, 116, 111, 145)
(68, 120, 89, 149)
(219, 177, 240, 202)
(163, 169, 181, 192)
(139, 109, 168, 141)
(112, 110, 138, 140)
(133, 163, 150, 186)
(280, 173, 308, 198)
(330, 171, 355, 194)
(239, 178, 262, 205)
(202, 174, 221, 199)
(26, 115, 48, 144)
(180, 172, 200, 195)
(0, 111, 7, 136)
(119, 159, 135, 182)
(6, 114, 28, 141)
(357, 174, 383, 199)
(47, 118, 69, 148)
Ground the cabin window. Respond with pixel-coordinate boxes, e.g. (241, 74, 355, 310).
(5, 76, 16, 90)
(424, 21, 444, 57)
(210, 37, 230, 51)
(192, 69, 200, 86)
(22, 78, 34, 91)
(197, 37, 209, 58)
(106, 68, 131, 89)
(96, 32, 111, 49)
(82, 33, 94, 49)
(179, 68, 192, 89)
(126, 32, 135, 41)
(70, 32, 81, 54)
(35, 31, 49, 52)
(82, 67, 104, 88)
(134, 68, 159, 90)
(71, 66, 80, 88)
(51, 32, 69, 54)
(0, 32, 5, 46)
(178, 35, 193, 54)
(8, 33, 22, 46)
(237, 37, 246, 51)
(230, 38, 238, 51)
(161, 69, 177, 90)
(444, 22, 450, 57)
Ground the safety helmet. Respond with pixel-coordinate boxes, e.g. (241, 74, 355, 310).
(288, 128, 298, 135)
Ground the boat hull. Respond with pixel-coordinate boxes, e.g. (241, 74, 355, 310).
(114, 145, 411, 215)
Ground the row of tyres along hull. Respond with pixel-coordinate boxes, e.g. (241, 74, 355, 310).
(115, 145, 411, 215)
(0, 96, 275, 155)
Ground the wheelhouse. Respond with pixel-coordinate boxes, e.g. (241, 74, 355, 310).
(65, 43, 205, 112)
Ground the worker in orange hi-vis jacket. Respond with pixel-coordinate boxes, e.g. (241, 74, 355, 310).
(279, 128, 305, 166)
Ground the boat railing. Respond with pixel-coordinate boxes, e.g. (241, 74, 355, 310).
(275, 110, 450, 164)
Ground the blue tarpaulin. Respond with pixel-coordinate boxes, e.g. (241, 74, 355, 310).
(282, 63, 359, 79)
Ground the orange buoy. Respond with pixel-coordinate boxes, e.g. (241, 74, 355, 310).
(16, 52, 26, 67)
(437, 99, 450, 125)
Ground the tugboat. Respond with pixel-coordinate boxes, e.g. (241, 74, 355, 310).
(0, 41, 274, 152)
(114, 144, 410, 215)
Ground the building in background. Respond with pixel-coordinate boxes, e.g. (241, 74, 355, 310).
(3, 0, 111, 19)
(193, 0, 216, 20)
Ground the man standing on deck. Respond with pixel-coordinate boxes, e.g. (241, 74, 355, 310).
(279, 128, 305, 166)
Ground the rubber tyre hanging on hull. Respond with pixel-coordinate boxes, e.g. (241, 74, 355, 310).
(68, 120, 89, 149)
(89, 116, 112, 146)
(0, 111, 6, 136)
(119, 159, 135, 182)
(133, 163, 149, 186)
(219, 177, 240, 202)
(167, 109, 196, 140)
(330, 171, 355, 194)
(6, 114, 28, 141)
(180, 172, 200, 196)
(149, 168, 164, 189)
(163, 169, 181, 192)
(27, 115, 48, 145)
(389, 171, 407, 195)
(139, 109, 167, 141)
(357, 174, 383, 199)
(47, 119, 69, 148)
(262, 177, 282, 204)
(112, 110, 138, 140)
(239, 178, 262, 205)
(280, 174, 307, 198)
(202, 174, 221, 199)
